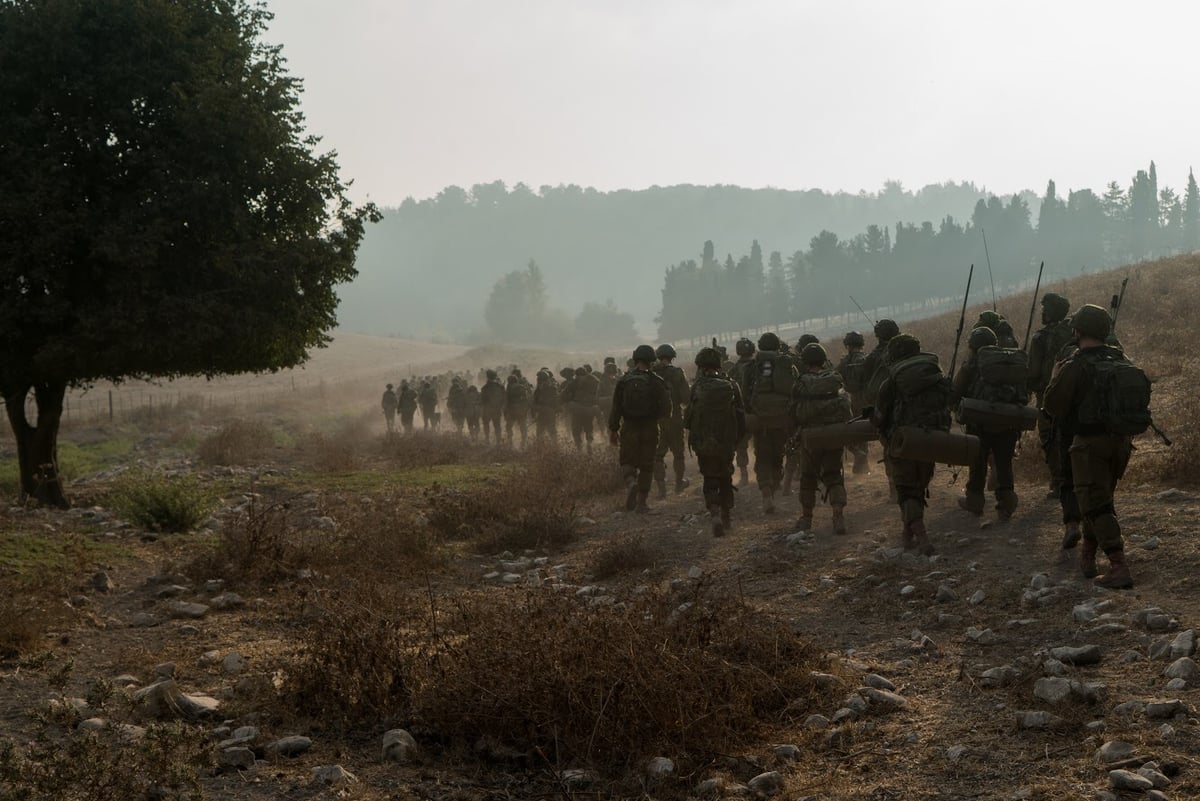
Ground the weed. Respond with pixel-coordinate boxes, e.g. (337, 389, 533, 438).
(591, 535, 658, 579)
(196, 417, 276, 465)
(109, 471, 216, 533)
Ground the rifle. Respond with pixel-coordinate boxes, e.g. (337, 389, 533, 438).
(1110, 276, 1129, 332)
(849, 295, 876, 327)
(1023, 261, 1045, 350)
(981, 229, 997, 310)
(1149, 419, 1173, 447)
(947, 264, 974, 381)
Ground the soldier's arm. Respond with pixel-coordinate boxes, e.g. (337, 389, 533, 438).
(1041, 358, 1081, 420)
(952, 359, 975, 400)
(733, 383, 747, 441)
(655, 375, 671, 421)
(873, 379, 895, 431)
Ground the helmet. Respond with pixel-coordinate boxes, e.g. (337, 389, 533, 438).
(583, 363, 594, 373)
(386, 383, 394, 390)
(632, 344, 656, 363)
(603, 356, 616, 365)
(968, 326, 997, 351)
(604, 362, 618, 375)
(694, 347, 722, 369)
(843, 331, 865, 348)
(874, 319, 900, 340)
(735, 338, 755, 357)
(885, 334, 922, 363)
(995, 319, 1014, 337)
(757, 332, 781, 352)
(1041, 292, 1070, 322)
(800, 343, 828, 366)
(575, 367, 587, 376)
(1072, 304, 1111, 339)
(559, 368, 574, 380)
(511, 367, 523, 377)
(975, 310, 1002, 330)
(485, 369, 498, 380)
(655, 344, 677, 360)
(797, 334, 819, 348)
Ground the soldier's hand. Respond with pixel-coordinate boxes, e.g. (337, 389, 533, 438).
(609, 430, 619, 447)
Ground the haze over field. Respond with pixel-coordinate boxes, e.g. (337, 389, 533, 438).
(264, 1, 1200, 338)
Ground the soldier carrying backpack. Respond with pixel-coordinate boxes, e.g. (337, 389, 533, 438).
(1028, 292, 1075, 497)
(745, 332, 798, 513)
(953, 327, 1025, 520)
(685, 347, 745, 537)
(609, 345, 670, 513)
(792, 343, 853, 535)
(1044, 304, 1151, 590)
(837, 330, 870, 475)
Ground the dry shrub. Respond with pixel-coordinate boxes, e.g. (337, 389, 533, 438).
(189, 496, 316, 583)
(196, 418, 275, 465)
(288, 583, 819, 771)
(384, 430, 487, 469)
(314, 495, 447, 578)
(0, 590, 56, 659)
(302, 413, 375, 472)
(591, 534, 657, 579)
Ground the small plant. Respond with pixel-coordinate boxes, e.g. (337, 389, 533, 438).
(196, 418, 275, 465)
(591, 534, 657, 579)
(110, 471, 215, 533)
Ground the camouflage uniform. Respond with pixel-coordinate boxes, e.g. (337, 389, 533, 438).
(447, 380, 467, 433)
(652, 347, 691, 496)
(397, 382, 417, 434)
(792, 344, 851, 534)
(464, 385, 481, 440)
(730, 339, 756, 485)
(504, 375, 531, 447)
(569, 368, 600, 451)
(1027, 294, 1074, 495)
(532, 371, 559, 443)
(685, 348, 746, 536)
(381, 385, 397, 434)
(479, 374, 506, 443)
(418, 382, 439, 430)
(596, 362, 618, 431)
(609, 348, 670, 512)
(836, 332, 869, 474)
(863, 320, 899, 501)
(745, 333, 797, 513)
(952, 328, 1019, 520)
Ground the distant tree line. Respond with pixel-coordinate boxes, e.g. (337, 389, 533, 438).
(657, 162, 1200, 340)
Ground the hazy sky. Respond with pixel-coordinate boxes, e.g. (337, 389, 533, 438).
(266, 0, 1200, 207)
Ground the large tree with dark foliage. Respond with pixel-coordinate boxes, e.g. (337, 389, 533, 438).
(0, 0, 378, 506)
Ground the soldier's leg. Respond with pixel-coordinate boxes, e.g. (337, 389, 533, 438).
(653, 421, 669, 498)
(1037, 398, 1062, 497)
(960, 429, 989, 515)
(882, 443, 898, 503)
(821, 447, 848, 535)
(634, 425, 657, 511)
(670, 422, 687, 491)
(1072, 437, 1133, 587)
(993, 431, 1019, 520)
(618, 431, 640, 511)
(735, 435, 750, 485)
(1057, 432, 1083, 549)
(796, 447, 818, 530)
(582, 411, 595, 451)
(893, 456, 935, 554)
(571, 412, 583, 450)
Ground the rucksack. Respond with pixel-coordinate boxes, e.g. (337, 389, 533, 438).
(506, 381, 529, 406)
(973, 346, 1030, 406)
(574, 372, 600, 405)
(794, 370, 851, 427)
(533, 382, 556, 406)
(621, 371, 658, 420)
(837, 351, 866, 395)
(890, 353, 951, 431)
(687, 375, 739, 455)
(751, 351, 796, 417)
(1076, 347, 1152, 436)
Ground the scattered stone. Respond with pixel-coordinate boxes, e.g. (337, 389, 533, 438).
(1030, 573, 1051, 590)
(128, 613, 160, 628)
(1042, 658, 1069, 677)
(646, 756, 675, 779)
(132, 680, 220, 720)
(1158, 723, 1175, 739)
(842, 693, 868, 713)
(1108, 769, 1153, 792)
(1142, 536, 1160, 551)
(1137, 766, 1171, 788)
(500, 573, 522, 584)
(222, 652, 246, 675)
(747, 771, 783, 797)
(1111, 701, 1145, 717)
(687, 566, 703, 580)
(864, 674, 895, 691)
(979, 665, 1018, 688)
(861, 687, 907, 709)
(199, 650, 221, 667)
(968, 590, 985, 606)
(1164, 657, 1199, 682)
(559, 769, 598, 788)
(803, 714, 830, 730)
(266, 735, 312, 758)
(210, 593, 244, 611)
(935, 584, 958, 603)
(154, 662, 176, 678)
(78, 717, 107, 731)
(809, 672, 839, 689)
(167, 602, 209, 620)
(1095, 741, 1135, 763)
(219, 747, 256, 771)
(1120, 650, 1143, 663)
(1150, 640, 1174, 661)
(1134, 607, 1168, 629)
(111, 674, 139, 687)
(1016, 710, 1063, 729)
(1048, 644, 1103, 666)
(91, 571, 114, 593)
(695, 778, 725, 797)
(1145, 699, 1185, 719)
(381, 728, 419, 764)
(936, 613, 962, 626)
(1171, 629, 1196, 658)
(946, 744, 967, 761)
(966, 627, 999, 645)
(1090, 623, 1128, 636)
(830, 707, 856, 724)
(1034, 677, 1073, 705)
(773, 744, 800, 762)
(312, 765, 357, 787)
(178, 625, 200, 636)
(155, 584, 190, 599)
(1154, 488, 1190, 502)
(204, 579, 224, 594)
(1073, 604, 1099, 624)
(900, 584, 916, 597)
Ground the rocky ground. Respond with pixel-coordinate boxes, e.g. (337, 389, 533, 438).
(2, 432, 1198, 801)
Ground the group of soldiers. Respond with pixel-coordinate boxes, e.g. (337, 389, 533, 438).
(381, 291, 1149, 591)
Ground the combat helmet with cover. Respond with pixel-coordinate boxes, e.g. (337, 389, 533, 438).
(735, 338, 755, 358)
(1072, 304, 1111, 340)
(632, 344, 656, 364)
(656, 344, 677, 361)
(968, 326, 997, 351)
(874, 319, 899, 341)
(1041, 292, 1070, 323)
(843, 330, 865, 348)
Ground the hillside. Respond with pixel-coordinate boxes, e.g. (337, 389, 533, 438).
(0, 255, 1198, 800)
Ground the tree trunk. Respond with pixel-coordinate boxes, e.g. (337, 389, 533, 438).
(4, 381, 69, 508)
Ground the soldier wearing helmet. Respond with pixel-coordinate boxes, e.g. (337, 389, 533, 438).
(745, 331, 799, 513)
(531, 368, 560, 444)
(479, 369, 506, 443)
(1028, 292, 1074, 499)
(837, 331, 870, 474)
(381, 383, 398, 436)
(397, 379, 418, 434)
(1043, 304, 1138, 589)
(684, 347, 746, 537)
(651, 343, 691, 497)
(609, 345, 671, 513)
(863, 318, 901, 502)
(791, 343, 852, 535)
(596, 358, 619, 431)
(568, 365, 600, 452)
(729, 338, 757, 485)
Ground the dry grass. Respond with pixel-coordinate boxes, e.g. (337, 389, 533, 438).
(591, 534, 658, 579)
(196, 418, 276, 465)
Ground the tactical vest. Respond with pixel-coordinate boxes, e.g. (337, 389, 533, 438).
(620, 371, 658, 420)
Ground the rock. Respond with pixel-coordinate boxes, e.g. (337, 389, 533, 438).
(687, 566, 703, 580)
(91, 571, 114, 593)
(861, 687, 907, 709)
(1120, 650, 1142, 663)
(381, 728, 419, 764)
(111, 674, 139, 687)
(1108, 769, 1153, 792)
(900, 584, 916, 597)
(1158, 723, 1175, 739)
(1134, 607, 1167, 628)
(1137, 766, 1171, 788)
(968, 590, 985, 606)
(979, 665, 1018, 688)
(937, 613, 962, 626)
(1016, 710, 1063, 729)
(559, 769, 598, 788)
(1146, 614, 1173, 632)
(1171, 629, 1196, 658)
(1048, 644, 1103, 665)
(830, 707, 856, 724)
(222, 652, 246, 675)
(1073, 605, 1099, 623)
(864, 674, 895, 691)
(167, 602, 209, 620)
(132, 680, 220, 720)
(1145, 699, 1185, 719)
(1142, 536, 1160, 550)
(646, 756, 675, 779)
(809, 672, 839, 689)
(210, 593, 244, 611)
(1042, 658, 1069, 677)
(219, 747, 256, 771)
(1034, 677, 1073, 704)
(1030, 573, 1051, 590)
(78, 717, 107, 731)
(128, 613, 160, 628)
(155, 584, 190, 599)
(312, 765, 357, 787)
(1111, 700, 1145, 717)
(695, 778, 725, 797)
(178, 625, 200, 635)
(966, 627, 999, 645)
(803, 714, 830, 730)
(204, 579, 224, 594)
(1150, 640, 1174, 661)
(500, 573, 522, 584)
(1154, 488, 1190, 501)
(267, 735, 312, 758)
(1164, 657, 1199, 681)
(935, 584, 958, 603)
(154, 662, 176, 678)
(946, 744, 967, 761)
(773, 744, 800, 762)
(747, 770, 783, 797)
(1094, 741, 1135, 763)
(198, 650, 221, 667)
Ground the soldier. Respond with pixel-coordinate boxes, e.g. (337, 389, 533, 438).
(447, 377, 467, 434)
(532, 369, 559, 443)
(479, 369, 505, 443)
(685, 347, 745, 537)
(837, 331, 870, 474)
(863, 318, 901, 500)
(651, 344, 691, 497)
(504, 373, 531, 447)
(730, 338, 756, 486)
(872, 334, 951, 555)
(1043, 304, 1144, 589)
(745, 332, 798, 513)
(596, 358, 619, 429)
(570, 365, 600, 451)
(418, 381, 439, 431)
(609, 345, 670, 513)
(953, 326, 1024, 520)
(464, 383, 482, 441)
(397, 380, 417, 434)
(381, 383, 398, 435)
(792, 343, 852, 535)
(1028, 293, 1074, 498)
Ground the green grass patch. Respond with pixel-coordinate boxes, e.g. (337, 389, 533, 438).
(0, 531, 128, 581)
(0, 436, 135, 498)
(285, 463, 506, 494)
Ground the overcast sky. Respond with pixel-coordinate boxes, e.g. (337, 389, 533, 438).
(266, 0, 1200, 207)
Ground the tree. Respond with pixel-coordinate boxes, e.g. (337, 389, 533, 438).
(0, 0, 378, 506)
(484, 260, 550, 341)
(1184, 169, 1200, 251)
(575, 300, 637, 345)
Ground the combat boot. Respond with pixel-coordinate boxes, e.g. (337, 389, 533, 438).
(675, 477, 690, 494)
(1094, 548, 1133, 589)
(995, 490, 1018, 522)
(832, 507, 847, 536)
(624, 479, 638, 512)
(957, 493, 984, 516)
(1079, 537, 1098, 578)
(655, 478, 667, 500)
(795, 507, 814, 532)
(910, 520, 935, 556)
(635, 491, 652, 514)
(762, 490, 776, 515)
(1061, 522, 1081, 550)
(708, 505, 725, 538)
(738, 466, 749, 486)
(900, 522, 916, 551)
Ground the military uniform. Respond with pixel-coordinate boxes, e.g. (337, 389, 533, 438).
(532, 373, 559, 443)
(685, 348, 746, 536)
(464, 385, 481, 440)
(836, 332, 869, 474)
(953, 329, 1020, 520)
(652, 353, 690, 496)
(745, 334, 797, 513)
(381, 385, 398, 434)
(418, 383, 439, 430)
(596, 363, 618, 432)
(504, 376, 531, 447)
(863, 320, 899, 501)
(609, 354, 670, 513)
(447, 380, 467, 433)
(479, 375, 505, 443)
(397, 383, 417, 434)
(1028, 294, 1074, 495)
(730, 342, 756, 485)
(792, 344, 851, 534)
(569, 368, 600, 451)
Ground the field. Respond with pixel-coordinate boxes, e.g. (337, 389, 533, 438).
(0, 257, 1199, 801)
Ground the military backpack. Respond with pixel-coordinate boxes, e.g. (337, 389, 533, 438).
(1076, 347, 1152, 436)
(687, 375, 739, 456)
(972, 346, 1030, 406)
(505, 381, 529, 406)
(890, 353, 951, 432)
(794, 371, 851, 428)
(574, 372, 600, 406)
(620, 371, 658, 420)
(750, 351, 796, 418)
(837, 351, 867, 396)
